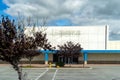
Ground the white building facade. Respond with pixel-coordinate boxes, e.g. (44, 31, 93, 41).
(24, 26, 120, 64)
(25, 26, 108, 50)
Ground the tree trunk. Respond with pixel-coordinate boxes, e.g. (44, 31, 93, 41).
(11, 62, 22, 80)
(29, 58, 32, 67)
(17, 66, 22, 80)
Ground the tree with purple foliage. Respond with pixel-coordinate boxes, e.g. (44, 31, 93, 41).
(0, 16, 53, 80)
(57, 41, 83, 65)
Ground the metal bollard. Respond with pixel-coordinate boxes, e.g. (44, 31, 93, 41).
(49, 62, 52, 68)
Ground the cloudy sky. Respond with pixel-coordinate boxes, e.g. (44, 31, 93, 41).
(1, 0, 120, 40)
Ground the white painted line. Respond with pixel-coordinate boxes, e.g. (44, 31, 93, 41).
(52, 69, 58, 80)
(43, 67, 92, 69)
(23, 68, 48, 70)
(58, 67, 92, 69)
(34, 68, 49, 80)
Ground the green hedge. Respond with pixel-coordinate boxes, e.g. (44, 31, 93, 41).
(55, 62, 65, 67)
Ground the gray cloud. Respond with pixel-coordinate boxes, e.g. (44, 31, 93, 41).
(3, 0, 120, 40)
(3, 0, 84, 19)
(87, 0, 120, 19)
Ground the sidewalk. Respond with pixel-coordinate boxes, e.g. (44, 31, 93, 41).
(0, 63, 120, 68)
(0, 63, 87, 68)
(21, 64, 88, 68)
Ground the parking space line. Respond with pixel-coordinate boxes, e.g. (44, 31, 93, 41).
(52, 69, 58, 80)
(34, 68, 49, 80)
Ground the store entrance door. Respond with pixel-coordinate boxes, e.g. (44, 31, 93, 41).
(53, 54, 78, 64)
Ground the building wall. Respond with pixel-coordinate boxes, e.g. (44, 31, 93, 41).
(21, 54, 53, 64)
(23, 26, 120, 64)
(88, 53, 120, 61)
(45, 26, 108, 50)
(48, 54, 53, 62)
(107, 41, 120, 50)
(21, 54, 44, 63)
(86, 53, 120, 63)
(25, 26, 108, 50)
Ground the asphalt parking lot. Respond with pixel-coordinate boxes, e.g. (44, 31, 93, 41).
(0, 64, 120, 80)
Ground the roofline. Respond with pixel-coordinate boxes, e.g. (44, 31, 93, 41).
(39, 49, 120, 54)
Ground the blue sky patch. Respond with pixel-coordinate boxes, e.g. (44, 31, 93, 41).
(0, 0, 8, 10)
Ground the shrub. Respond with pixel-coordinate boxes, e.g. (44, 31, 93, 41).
(55, 62, 65, 67)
